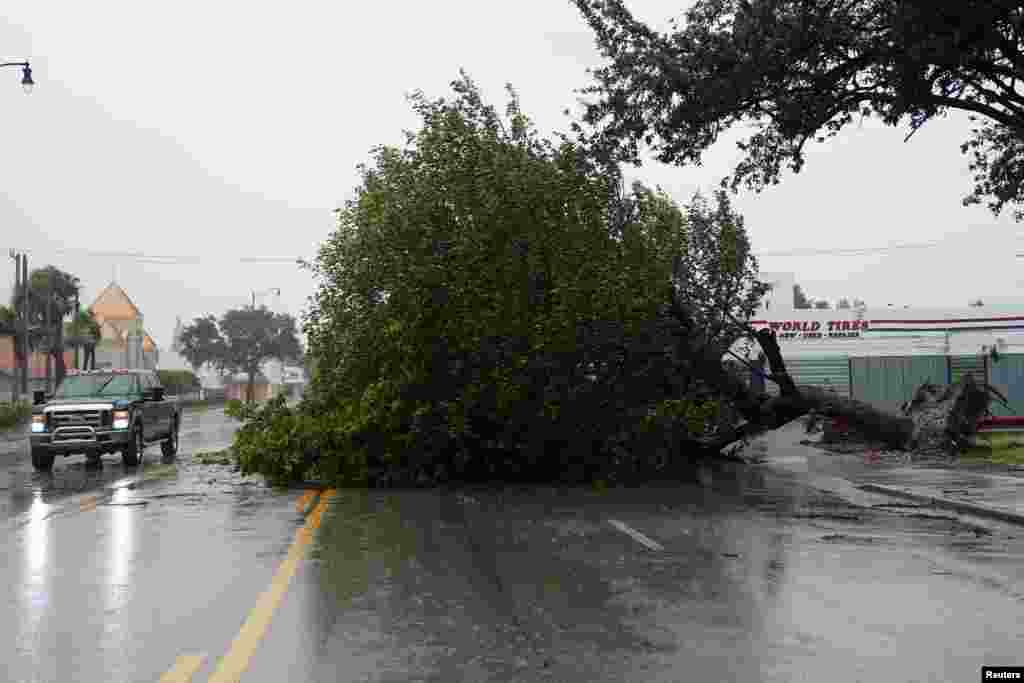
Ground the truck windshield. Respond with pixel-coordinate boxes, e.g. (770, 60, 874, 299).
(54, 374, 139, 398)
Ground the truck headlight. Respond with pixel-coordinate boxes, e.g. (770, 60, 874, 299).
(113, 410, 130, 430)
(31, 415, 46, 433)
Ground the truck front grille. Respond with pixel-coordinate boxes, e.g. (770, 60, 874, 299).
(53, 426, 97, 443)
(50, 410, 104, 429)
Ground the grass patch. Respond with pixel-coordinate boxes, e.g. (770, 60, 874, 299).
(177, 398, 228, 412)
(0, 401, 32, 430)
(963, 432, 1024, 465)
(193, 449, 235, 466)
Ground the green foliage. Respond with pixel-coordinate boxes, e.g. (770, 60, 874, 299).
(156, 369, 200, 395)
(178, 315, 223, 374)
(182, 309, 302, 403)
(64, 307, 101, 352)
(235, 73, 765, 486)
(224, 399, 248, 420)
(218, 308, 302, 378)
(8, 266, 82, 380)
(573, 0, 1024, 221)
(0, 305, 15, 335)
(0, 401, 32, 430)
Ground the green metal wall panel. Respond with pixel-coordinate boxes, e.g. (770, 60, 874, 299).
(850, 355, 948, 413)
(950, 355, 988, 385)
(988, 354, 1024, 416)
(784, 357, 851, 397)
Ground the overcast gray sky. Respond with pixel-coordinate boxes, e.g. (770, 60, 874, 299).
(1, 1, 1022, 351)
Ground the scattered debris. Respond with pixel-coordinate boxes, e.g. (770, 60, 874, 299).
(820, 533, 877, 544)
(790, 512, 862, 521)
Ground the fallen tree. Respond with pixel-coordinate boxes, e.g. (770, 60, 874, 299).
(663, 286, 1007, 458)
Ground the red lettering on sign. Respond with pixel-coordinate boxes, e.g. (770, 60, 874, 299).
(769, 322, 782, 330)
(860, 320, 869, 330)
(811, 321, 821, 331)
(782, 322, 792, 331)
(841, 321, 851, 331)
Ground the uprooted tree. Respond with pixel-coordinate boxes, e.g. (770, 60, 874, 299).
(228, 72, 1003, 488)
(230, 72, 773, 486)
(567, 0, 1014, 453)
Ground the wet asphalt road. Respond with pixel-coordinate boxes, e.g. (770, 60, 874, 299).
(1, 410, 1023, 682)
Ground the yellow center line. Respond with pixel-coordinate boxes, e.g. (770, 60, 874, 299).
(204, 489, 336, 683)
(295, 490, 315, 514)
(159, 654, 206, 683)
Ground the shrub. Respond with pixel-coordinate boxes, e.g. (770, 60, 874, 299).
(0, 400, 32, 430)
(157, 369, 201, 396)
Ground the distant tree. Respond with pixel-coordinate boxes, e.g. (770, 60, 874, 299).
(969, 298, 985, 307)
(178, 315, 225, 378)
(9, 266, 82, 386)
(572, 0, 1024, 220)
(64, 307, 101, 370)
(0, 305, 14, 335)
(837, 298, 852, 310)
(217, 307, 302, 403)
(814, 300, 831, 310)
(793, 284, 812, 309)
(156, 369, 201, 396)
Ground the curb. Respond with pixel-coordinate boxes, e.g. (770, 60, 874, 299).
(857, 483, 1024, 527)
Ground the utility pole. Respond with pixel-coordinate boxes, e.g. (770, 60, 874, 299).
(9, 251, 19, 403)
(21, 253, 28, 396)
(73, 289, 80, 370)
(44, 278, 52, 394)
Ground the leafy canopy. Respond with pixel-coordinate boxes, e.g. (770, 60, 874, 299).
(230, 72, 766, 487)
(573, 0, 1024, 219)
(218, 307, 303, 377)
(179, 308, 301, 380)
(178, 315, 224, 374)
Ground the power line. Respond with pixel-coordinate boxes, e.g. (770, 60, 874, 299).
(1, 245, 310, 264)
(754, 240, 945, 257)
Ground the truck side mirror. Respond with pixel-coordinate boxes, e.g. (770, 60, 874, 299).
(33, 390, 46, 405)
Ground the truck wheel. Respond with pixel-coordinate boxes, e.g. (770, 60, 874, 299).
(31, 450, 55, 472)
(161, 418, 179, 459)
(122, 426, 144, 467)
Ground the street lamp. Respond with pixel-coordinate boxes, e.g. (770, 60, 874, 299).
(0, 61, 34, 94)
(251, 287, 280, 308)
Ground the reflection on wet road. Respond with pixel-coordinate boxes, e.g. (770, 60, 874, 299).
(1, 409, 1022, 682)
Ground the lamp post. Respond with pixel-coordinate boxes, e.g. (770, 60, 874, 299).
(0, 61, 33, 93)
(251, 288, 280, 309)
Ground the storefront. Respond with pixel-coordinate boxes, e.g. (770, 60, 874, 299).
(733, 307, 1024, 413)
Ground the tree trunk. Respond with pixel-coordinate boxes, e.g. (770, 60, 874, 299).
(666, 292, 918, 451)
(246, 371, 255, 404)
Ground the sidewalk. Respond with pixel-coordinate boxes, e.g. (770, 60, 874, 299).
(0, 425, 26, 442)
(748, 419, 1024, 527)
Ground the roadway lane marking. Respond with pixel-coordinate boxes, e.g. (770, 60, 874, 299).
(295, 490, 316, 514)
(607, 519, 664, 552)
(159, 654, 205, 683)
(205, 489, 336, 683)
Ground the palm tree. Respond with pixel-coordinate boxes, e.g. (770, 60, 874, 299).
(64, 307, 101, 370)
